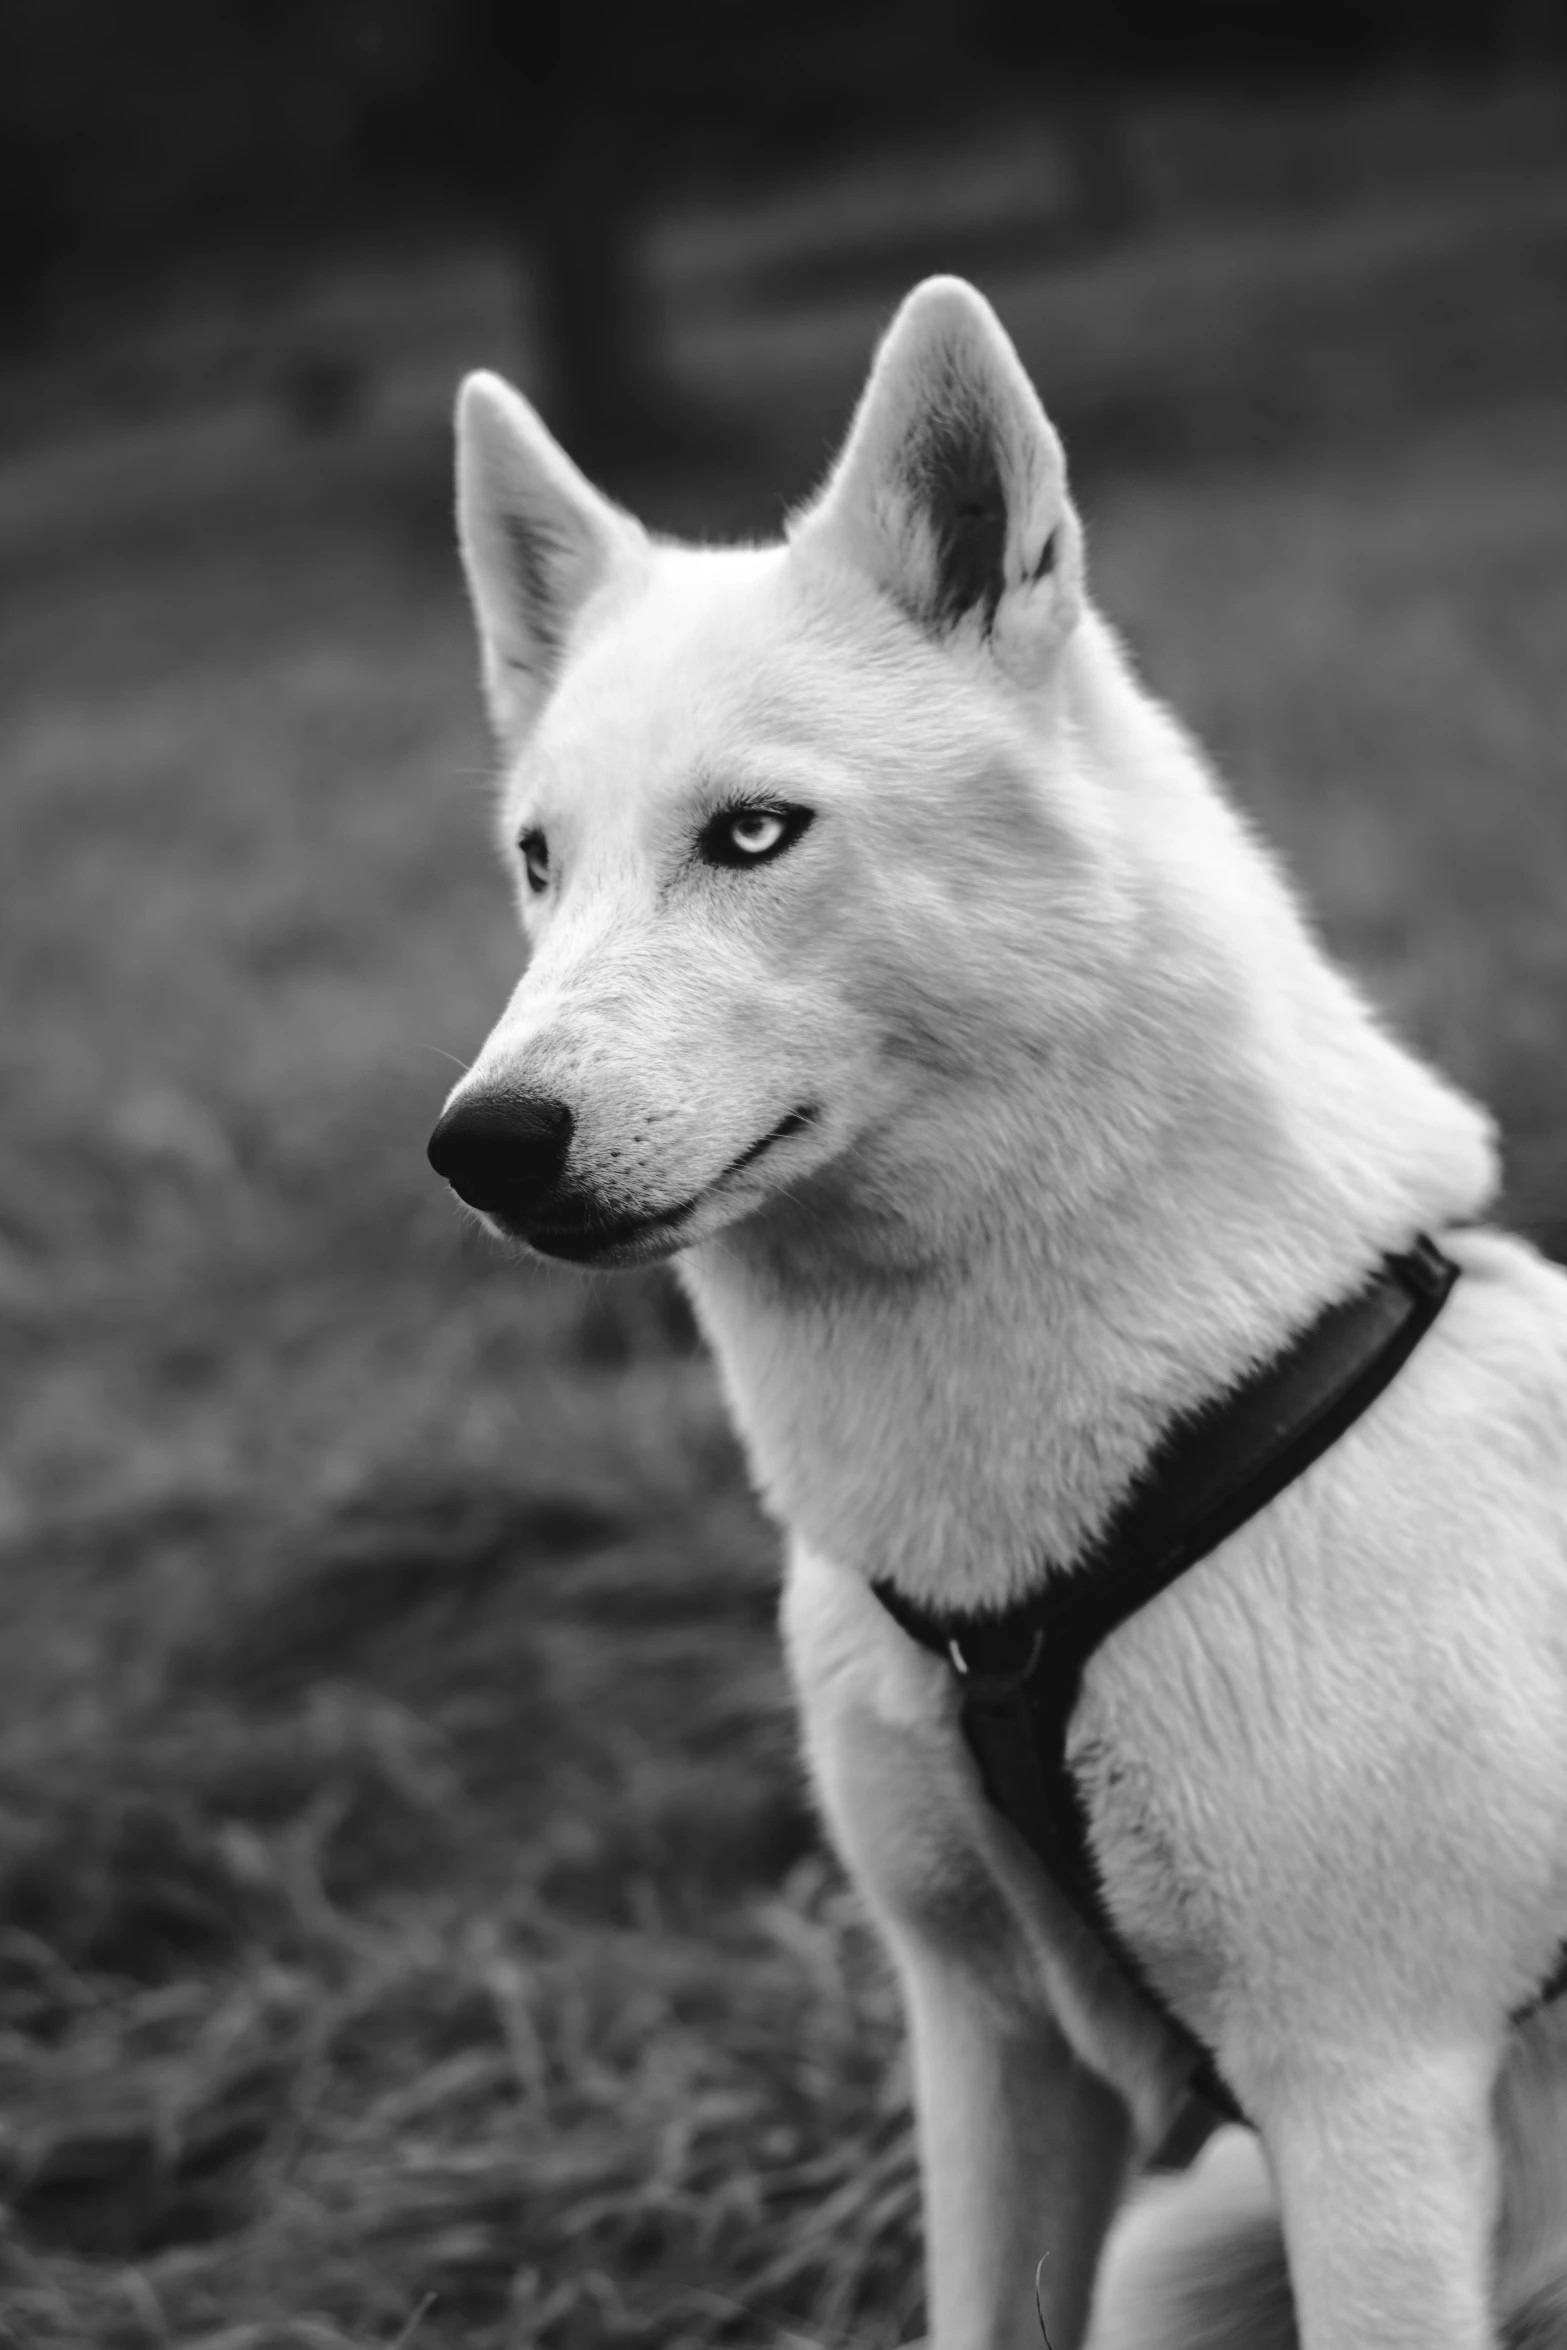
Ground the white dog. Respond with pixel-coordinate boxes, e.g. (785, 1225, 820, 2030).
(428, 277, 1567, 2350)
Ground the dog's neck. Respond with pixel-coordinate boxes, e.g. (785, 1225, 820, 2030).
(682, 631, 1496, 1612)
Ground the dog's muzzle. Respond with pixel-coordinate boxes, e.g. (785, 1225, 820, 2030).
(428, 1094, 818, 1261)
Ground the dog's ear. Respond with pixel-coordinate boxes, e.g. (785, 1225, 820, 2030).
(455, 373, 646, 740)
(795, 277, 1082, 679)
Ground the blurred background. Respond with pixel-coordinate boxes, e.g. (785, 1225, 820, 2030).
(2, 5, 1566, 2344)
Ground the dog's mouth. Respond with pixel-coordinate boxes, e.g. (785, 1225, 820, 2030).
(520, 1106, 817, 1265)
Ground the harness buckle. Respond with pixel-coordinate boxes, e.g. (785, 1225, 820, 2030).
(947, 1624, 1045, 1689)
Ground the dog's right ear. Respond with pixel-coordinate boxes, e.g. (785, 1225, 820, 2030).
(455, 373, 646, 741)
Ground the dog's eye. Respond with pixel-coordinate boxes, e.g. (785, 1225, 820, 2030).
(701, 805, 813, 869)
(519, 828, 550, 894)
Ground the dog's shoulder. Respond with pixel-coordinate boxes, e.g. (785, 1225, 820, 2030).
(781, 1540, 1020, 1963)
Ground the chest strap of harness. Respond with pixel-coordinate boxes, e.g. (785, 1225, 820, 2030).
(872, 1234, 1460, 2128)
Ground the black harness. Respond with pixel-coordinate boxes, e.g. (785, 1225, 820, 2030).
(872, 1235, 1480, 2125)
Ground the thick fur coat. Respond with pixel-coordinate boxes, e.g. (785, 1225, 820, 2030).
(433, 277, 1567, 2350)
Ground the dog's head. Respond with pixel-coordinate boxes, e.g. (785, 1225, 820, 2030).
(430, 277, 1135, 1267)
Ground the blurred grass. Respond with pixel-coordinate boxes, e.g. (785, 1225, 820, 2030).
(1, 124, 1567, 2345)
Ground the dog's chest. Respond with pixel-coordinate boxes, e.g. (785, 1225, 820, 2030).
(686, 1255, 1155, 1612)
(782, 1540, 1230, 2111)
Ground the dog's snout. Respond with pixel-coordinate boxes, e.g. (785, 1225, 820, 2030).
(427, 1092, 575, 1219)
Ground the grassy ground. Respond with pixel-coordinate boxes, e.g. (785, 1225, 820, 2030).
(3, 138, 1567, 2347)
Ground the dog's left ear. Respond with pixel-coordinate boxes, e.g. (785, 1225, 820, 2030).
(794, 277, 1082, 680)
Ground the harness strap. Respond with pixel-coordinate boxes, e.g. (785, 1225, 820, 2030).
(873, 1235, 1461, 2127)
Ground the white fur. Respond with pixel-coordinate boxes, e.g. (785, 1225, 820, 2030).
(441, 278, 1567, 2349)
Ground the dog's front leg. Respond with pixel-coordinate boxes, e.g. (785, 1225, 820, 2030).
(784, 1547, 1134, 2350)
(895, 1928, 1132, 2350)
(1253, 2046, 1502, 2350)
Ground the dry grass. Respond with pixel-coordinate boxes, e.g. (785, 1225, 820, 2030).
(2, 136, 1566, 2345)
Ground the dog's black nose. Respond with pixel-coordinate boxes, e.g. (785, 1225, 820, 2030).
(427, 1093, 575, 1220)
